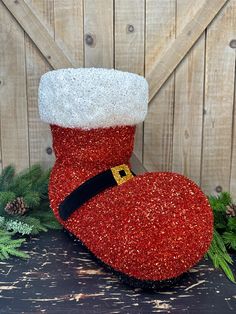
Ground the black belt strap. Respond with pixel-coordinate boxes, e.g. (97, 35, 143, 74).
(59, 164, 134, 221)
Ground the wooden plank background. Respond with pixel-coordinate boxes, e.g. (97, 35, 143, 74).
(0, 0, 235, 199)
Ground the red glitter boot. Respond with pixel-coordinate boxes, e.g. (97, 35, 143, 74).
(38, 68, 213, 289)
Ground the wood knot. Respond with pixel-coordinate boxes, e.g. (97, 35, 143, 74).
(127, 24, 135, 33)
(229, 39, 236, 49)
(46, 147, 53, 155)
(184, 129, 190, 139)
(215, 185, 223, 193)
(85, 33, 95, 46)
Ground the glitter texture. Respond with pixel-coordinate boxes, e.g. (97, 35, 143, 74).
(38, 68, 148, 129)
(49, 124, 213, 282)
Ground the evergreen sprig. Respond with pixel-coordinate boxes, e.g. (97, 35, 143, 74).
(207, 192, 236, 282)
(206, 230, 235, 283)
(0, 164, 62, 260)
(0, 164, 50, 213)
(0, 229, 29, 260)
(223, 232, 236, 251)
(4, 218, 33, 235)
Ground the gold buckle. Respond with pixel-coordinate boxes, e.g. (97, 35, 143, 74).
(111, 164, 134, 185)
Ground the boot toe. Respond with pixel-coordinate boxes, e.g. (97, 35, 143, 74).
(54, 171, 213, 283)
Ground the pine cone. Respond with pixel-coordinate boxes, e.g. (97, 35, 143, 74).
(226, 203, 236, 217)
(5, 197, 29, 216)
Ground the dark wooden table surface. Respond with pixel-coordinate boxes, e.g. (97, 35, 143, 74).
(0, 229, 236, 313)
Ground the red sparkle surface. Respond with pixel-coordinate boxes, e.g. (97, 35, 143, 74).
(49, 124, 213, 281)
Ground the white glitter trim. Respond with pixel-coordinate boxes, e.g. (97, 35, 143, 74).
(38, 68, 148, 129)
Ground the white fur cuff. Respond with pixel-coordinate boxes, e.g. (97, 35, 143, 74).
(38, 68, 148, 129)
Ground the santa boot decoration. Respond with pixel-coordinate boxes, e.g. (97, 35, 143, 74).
(38, 68, 213, 289)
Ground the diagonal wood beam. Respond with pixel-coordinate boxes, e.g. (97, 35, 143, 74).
(146, 0, 229, 102)
(1, 0, 76, 69)
(1, 0, 229, 103)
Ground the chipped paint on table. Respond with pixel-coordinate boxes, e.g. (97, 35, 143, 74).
(0, 230, 236, 313)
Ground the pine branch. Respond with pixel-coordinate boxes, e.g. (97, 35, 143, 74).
(222, 231, 236, 250)
(31, 168, 50, 198)
(207, 193, 236, 282)
(28, 208, 62, 232)
(5, 219, 33, 235)
(228, 217, 236, 232)
(206, 230, 235, 283)
(0, 165, 15, 191)
(0, 164, 61, 261)
(24, 192, 40, 209)
(15, 216, 48, 234)
(0, 229, 29, 260)
(0, 215, 32, 235)
(6, 165, 46, 198)
(9, 165, 42, 191)
(0, 191, 16, 214)
(208, 192, 232, 212)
